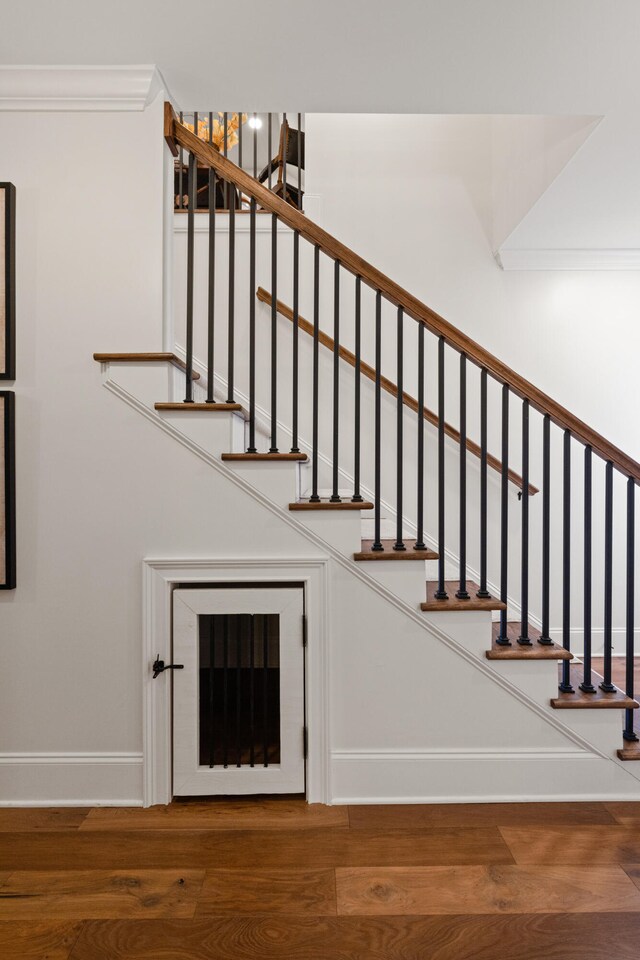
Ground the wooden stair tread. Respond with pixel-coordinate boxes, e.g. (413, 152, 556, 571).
(551, 663, 639, 709)
(222, 452, 308, 461)
(93, 352, 200, 379)
(289, 500, 374, 511)
(155, 402, 243, 412)
(486, 622, 573, 660)
(618, 742, 640, 760)
(355, 539, 438, 561)
(421, 581, 506, 612)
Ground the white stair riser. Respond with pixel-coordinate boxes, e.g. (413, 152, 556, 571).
(295, 511, 363, 555)
(490, 659, 564, 704)
(155, 410, 237, 456)
(362, 562, 428, 608)
(558, 709, 628, 755)
(222, 461, 301, 506)
(422, 610, 493, 656)
(106, 362, 172, 408)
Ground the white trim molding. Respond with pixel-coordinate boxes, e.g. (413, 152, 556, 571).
(330, 748, 640, 804)
(173, 196, 321, 234)
(496, 248, 640, 271)
(0, 753, 143, 806)
(0, 65, 166, 111)
(143, 557, 330, 807)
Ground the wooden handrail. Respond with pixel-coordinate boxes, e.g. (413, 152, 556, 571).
(257, 287, 537, 496)
(169, 105, 640, 483)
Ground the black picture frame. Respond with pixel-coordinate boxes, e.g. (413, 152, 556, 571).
(0, 182, 15, 381)
(0, 391, 15, 589)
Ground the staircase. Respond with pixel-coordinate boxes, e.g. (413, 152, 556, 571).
(94, 104, 640, 800)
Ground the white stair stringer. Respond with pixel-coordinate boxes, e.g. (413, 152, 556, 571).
(99, 361, 640, 799)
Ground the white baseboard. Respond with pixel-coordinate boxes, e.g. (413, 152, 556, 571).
(330, 749, 640, 803)
(0, 753, 143, 806)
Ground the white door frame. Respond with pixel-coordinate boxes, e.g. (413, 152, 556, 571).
(142, 557, 330, 807)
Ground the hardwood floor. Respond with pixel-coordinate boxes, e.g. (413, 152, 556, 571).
(1, 799, 640, 958)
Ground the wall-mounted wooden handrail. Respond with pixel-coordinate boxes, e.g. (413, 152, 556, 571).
(169, 105, 640, 482)
(256, 287, 537, 496)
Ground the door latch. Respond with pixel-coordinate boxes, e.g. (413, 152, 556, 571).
(152, 655, 184, 679)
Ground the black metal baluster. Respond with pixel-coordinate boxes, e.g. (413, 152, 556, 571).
(282, 112, 287, 202)
(268, 113, 273, 191)
(477, 368, 490, 597)
(435, 337, 448, 597)
(518, 400, 532, 643)
(208, 618, 215, 767)
(580, 446, 596, 692)
(206, 114, 216, 403)
(330, 261, 341, 501)
(624, 479, 638, 741)
(539, 415, 553, 645)
(496, 384, 510, 643)
(223, 112, 228, 207)
(456, 354, 469, 595)
(559, 430, 574, 691)
(372, 291, 383, 551)
(193, 111, 199, 215)
(291, 231, 300, 452)
(601, 461, 616, 692)
(253, 112, 258, 178)
(236, 618, 241, 767)
(297, 112, 302, 209)
(223, 613, 229, 767)
(184, 150, 196, 403)
(263, 615, 269, 766)
(247, 194, 257, 451)
(227, 177, 235, 402)
(249, 615, 255, 766)
(415, 323, 426, 550)
(393, 308, 406, 550)
(178, 111, 184, 208)
(352, 277, 363, 503)
(269, 213, 278, 451)
(310, 246, 321, 502)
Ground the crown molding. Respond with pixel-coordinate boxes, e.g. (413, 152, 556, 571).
(0, 65, 167, 111)
(496, 248, 640, 271)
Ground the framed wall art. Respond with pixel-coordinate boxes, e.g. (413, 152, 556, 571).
(0, 391, 15, 589)
(0, 183, 15, 381)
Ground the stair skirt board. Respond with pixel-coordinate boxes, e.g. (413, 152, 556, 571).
(329, 750, 640, 803)
(100, 364, 640, 806)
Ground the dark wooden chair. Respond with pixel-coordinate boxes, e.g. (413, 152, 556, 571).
(174, 162, 239, 210)
(258, 119, 305, 207)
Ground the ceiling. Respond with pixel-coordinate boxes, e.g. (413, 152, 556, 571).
(2, 0, 639, 258)
(1, 0, 639, 115)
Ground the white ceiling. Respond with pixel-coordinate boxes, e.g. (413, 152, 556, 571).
(2, 0, 639, 257)
(1, 0, 639, 115)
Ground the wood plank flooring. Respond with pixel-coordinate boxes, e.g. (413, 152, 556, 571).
(2, 798, 640, 958)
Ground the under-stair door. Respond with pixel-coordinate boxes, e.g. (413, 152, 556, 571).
(172, 587, 305, 797)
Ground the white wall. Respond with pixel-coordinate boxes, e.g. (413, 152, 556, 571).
(305, 114, 640, 460)
(285, 115, 640, 649)
(0, 96, 329, 803)
(491, 115, 600, 251)
(0, 99, 626, 802)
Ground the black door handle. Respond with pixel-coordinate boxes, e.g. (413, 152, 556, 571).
(152, 655, 185, 679)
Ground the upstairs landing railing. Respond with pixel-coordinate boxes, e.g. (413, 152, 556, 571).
(166, 103, 640, 739)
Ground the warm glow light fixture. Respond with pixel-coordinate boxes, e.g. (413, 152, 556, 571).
(248, 116, 263, 129)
